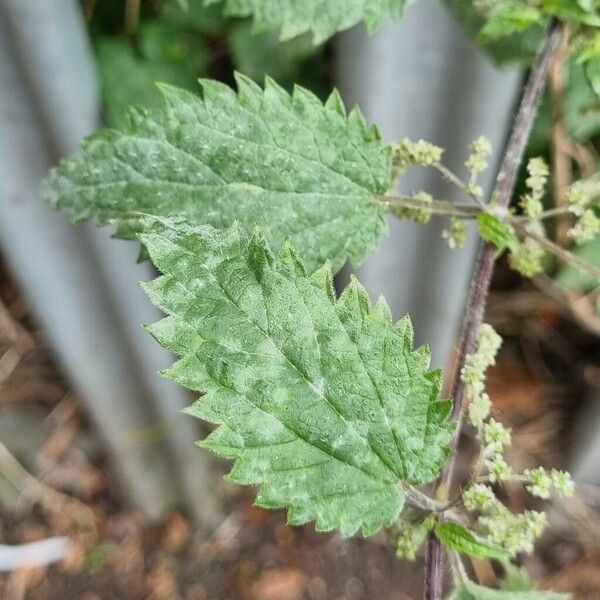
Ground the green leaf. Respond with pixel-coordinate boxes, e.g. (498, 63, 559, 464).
(433, 522, 511, 560)
(43, 76, 391, 273)
(446, 580, 570, 600)
(540, 0, 600, 27)
(139, 216, 455, 537)
(477, 213, 518, 252)
(477, 2, 543, 43)
(206, 0, 410, 43)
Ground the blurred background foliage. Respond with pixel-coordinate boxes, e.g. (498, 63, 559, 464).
(83, 0, 331, 129)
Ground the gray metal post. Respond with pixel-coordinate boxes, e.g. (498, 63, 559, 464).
(0, 0, 221, 523)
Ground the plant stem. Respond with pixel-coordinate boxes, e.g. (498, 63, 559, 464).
(432, 162, 486, 208)
(512, 205, 572, 221)
(377, 195, 482, 219)
(423, 19, 563, 600)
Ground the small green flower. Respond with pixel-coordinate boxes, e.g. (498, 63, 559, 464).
(525, 157, 549, 196)
(550, 469, 575, 498)
(524, 510, 547, 538)
(442, 217, 467, 249)
(509, 221, 546, 278)
(566, 178, 600, 217)
(524, 467, 552, 500)
(520, 193, 543, 218)
(483, 418, 511, 451)
(465, 136, 492, 173)
(479, 506, 547, 556)
(463, 483, 496, 512)
(467, 182, 484, 198)
(468, 392, 492, 428)
(568, 209, 600, 244)
(393, 138, 444, 169)
(485, 454, 513, 482)
(477, 324, 502, 367)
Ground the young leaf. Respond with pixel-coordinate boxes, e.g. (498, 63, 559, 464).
(43, 75, 391, 273)
(446, 580, 570, 600)
(478, 2, 543, 43)
(206, 0, 409, 44)
(139, 216, 455, 537)
(477, 212, 518, 252)
(433, 521, 510, 560)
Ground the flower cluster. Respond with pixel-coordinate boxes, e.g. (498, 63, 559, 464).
(395, 516, 433, 560)
(463, 483, 495, 512)
(520, 157, 549, 218)
(442, 217, 467, 249)
(479, 505, 547, 556)
(509, 221, 546, 277)
(464, 135, 492, 198)
(523, 467, 575, 500)
(566, 178, 600, 244)
(569, 208, 600, 245)
(463, 323, 502, 428)
(392, 138, 444, 176)
(460, 323, 575, 557)
(504, 157, 549, 277)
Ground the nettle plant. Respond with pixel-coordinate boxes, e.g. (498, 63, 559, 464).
(42, 1, 600, 599)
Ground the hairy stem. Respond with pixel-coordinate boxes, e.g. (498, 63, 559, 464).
(432, 162, 485, 208)
(423, 20, 563, 600)
(377, 195, 482, 219)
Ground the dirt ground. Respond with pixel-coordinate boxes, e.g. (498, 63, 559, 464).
(1, 258, 600, 600)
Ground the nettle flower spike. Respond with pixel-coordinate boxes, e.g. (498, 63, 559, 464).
(462, 323, 502, 401)
(392, 138, 444, 170)
(520, 156, 549, 218)
(468, 392, 491, 428)
(509, 221, 546, 277)
(525, 467, 575, 499)
(479, 506, 547, 556)
(525, 157, 549, 196)
(465, 135, 492, 175)
(551, 469, 575, 498)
